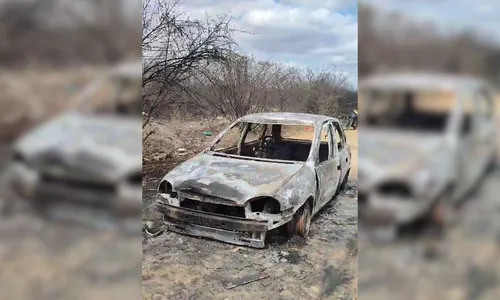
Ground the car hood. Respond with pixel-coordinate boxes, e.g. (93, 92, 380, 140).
(14, 112, 142, 180)
(162, 153, 304, 205)
(358, 129, 446, 183)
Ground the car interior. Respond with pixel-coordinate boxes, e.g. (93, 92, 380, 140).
(213, 123, 331, 162)
(365, 91, 452, 132)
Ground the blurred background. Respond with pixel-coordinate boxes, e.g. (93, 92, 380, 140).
(0, 0, 142, 299)
(358, 1, 500, 300)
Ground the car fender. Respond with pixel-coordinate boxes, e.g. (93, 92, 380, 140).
(274, 163, 316, 213)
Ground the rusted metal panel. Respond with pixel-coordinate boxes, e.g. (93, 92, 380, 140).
(158, 202, 268, 232)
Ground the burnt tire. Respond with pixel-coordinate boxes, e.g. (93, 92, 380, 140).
(486, 151, 498, 174)
(340, 169, 350, 191)
(426, 197, 455, 236)
(334, 169, 350, 197)
(287, 201, 312, 238)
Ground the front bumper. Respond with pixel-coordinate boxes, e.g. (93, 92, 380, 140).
(156, 197, 269, 248)
(6, 162, 141, 221)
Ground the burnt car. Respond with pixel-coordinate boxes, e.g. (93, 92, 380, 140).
(358, 73, 497, 233)
(156, 113, 352, 248)
(2, 62, 142, 229)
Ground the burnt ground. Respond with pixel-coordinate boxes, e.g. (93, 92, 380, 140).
(142, 172, 358, 300)
(358, 166, 500, 300)
(0, 143, 142, 300)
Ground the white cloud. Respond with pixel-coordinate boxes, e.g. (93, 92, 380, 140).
(181, 0, 358, 87)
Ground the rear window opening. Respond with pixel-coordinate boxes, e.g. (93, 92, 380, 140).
(211, 122, 316, 162)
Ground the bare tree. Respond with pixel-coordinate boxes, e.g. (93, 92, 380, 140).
(0, 0, 139, 67)
(178, 56, 353, 120)
(183, 54, 291, 120)
(142, 0, 236, 131)
(303, 67, 350, 115)
(359, 3, 500, 83)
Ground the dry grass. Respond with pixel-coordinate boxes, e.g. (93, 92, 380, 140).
(0, 66, 104, 142)
(142, 118, 230, 177)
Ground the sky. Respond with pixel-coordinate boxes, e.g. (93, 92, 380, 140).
(179, 0, 358, 88)
(362, 0, 500, 41)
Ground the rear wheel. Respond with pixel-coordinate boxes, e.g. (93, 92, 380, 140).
(340, 169, 350, 191)
(334, 169, 350, 196)
(486, 150, 498, 174)
(287, 201, 312, 238)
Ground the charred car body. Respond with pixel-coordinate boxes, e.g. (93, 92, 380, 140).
(358, 73, 497, 231)
(3, 62, 142, 228)
(156, 113, 352, 248)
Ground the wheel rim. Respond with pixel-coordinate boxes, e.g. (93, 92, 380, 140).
(304, 209, 311, 235)
(297, 207, 311, 237)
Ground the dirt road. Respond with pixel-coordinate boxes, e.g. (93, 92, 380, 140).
(142, 129, 359, 300)
(0, 144, 142, 300)
(358, 167, 500, 300)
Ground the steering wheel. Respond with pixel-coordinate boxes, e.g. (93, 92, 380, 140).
(262, 135, 276, 146)
(253, 135, 277, 158)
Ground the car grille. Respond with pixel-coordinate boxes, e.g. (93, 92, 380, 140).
(37, 150, 114, 181)
(180, 198, 246, 218)
(37, 173, 116, 206)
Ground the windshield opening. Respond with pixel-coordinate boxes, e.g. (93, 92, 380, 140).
(210, 121, 316, 162)
(75, 74, 142, 117)
(360, 89, 455, 132)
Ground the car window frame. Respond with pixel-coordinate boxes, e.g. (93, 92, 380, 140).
(318, 122, 335, 164)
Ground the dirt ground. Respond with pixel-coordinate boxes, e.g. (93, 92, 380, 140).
(357, 101, 500, 300)
(358, 165, 500, 300)
(0, 212, 142, 300)
(142, 123, 359, 300)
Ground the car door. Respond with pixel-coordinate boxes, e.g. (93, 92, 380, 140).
(456, 94, 481, 197)
(331, 120, 350, 180)
(473, 88, 496, 172)
(314, 122, 341, 211)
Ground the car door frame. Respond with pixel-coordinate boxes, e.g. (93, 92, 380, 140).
(313, 121, 341, 213)
(455, 91, 481, 198)
(473, 87, 496, 172)
(330, 120, 350, 181)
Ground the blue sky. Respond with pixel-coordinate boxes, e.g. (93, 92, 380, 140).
(181, 0, 358, 88)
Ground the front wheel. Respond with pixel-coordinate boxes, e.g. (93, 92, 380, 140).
(426, 195, 455, 236)
(287, 201, 312, 238)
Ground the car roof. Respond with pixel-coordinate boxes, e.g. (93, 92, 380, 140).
(238, 112, 337, 126)
(360, 72, 487, 94)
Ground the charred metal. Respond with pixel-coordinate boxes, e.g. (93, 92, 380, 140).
(3, 61, 143, 226)
(156, 112, 352, 248)
(358, 73, 498, 229)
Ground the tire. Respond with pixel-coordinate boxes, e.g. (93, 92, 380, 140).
(340, 169, 350, 191)
(426, 195, 455, 235)
(486, 150, 497, 174)
(286, 201, 312, 238)
(334, 169, 350, 197)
